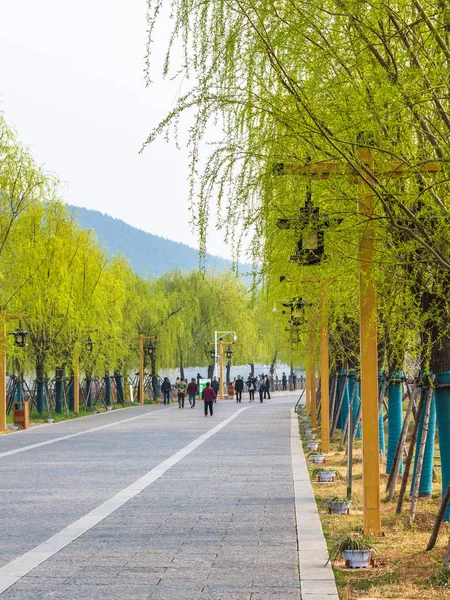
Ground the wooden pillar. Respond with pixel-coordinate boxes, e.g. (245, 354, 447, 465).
(305, 364, 311, 413)
(219, 340, 225, 399)
(320, 286, 330, 453)
(73, 344, 80, 414)
(0, 313, 6, 433)
(358, 145, 381, 535)
(139, 334, 144, 406)
(310, 325, 317, 428)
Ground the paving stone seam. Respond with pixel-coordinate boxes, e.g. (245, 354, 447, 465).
(0, 407, 250, 595)
(291, 408, 340, 600)
(0, 406, 178, 459)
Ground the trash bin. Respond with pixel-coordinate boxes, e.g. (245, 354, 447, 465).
(13, 401, 29, 429)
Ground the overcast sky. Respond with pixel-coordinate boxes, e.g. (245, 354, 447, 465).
(0, 0, 232, 259)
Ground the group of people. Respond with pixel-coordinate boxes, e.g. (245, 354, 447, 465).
(245, 374, 271, 403)
(160, 371, 275, 414)
(160, 376, 219, 416)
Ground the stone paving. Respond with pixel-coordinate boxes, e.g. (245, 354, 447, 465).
(0, 394, 332, 599)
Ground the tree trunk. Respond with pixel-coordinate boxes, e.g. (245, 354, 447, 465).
(396, 392, 425, 513)
(427, 482, 450, 551)
(179, 348, 185, 380)
(55, 367, 64, 415)
(443, 537, 450, 571)
(36, 361, 45, 414)
(410, 381, 434, 523)
(207, 364, 214, 380)
(226, 360, 231, 384)
(250, 363, 254, 377)
(387, 383, 417, 500)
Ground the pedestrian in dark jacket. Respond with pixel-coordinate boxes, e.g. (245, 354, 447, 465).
(281, 372, 287, 391)
(234, 375, 244, 403)
(264, 375, 271, 400)
(187, 378, 198, 408)
(161, 377, 171, 405)
(211, 376, 219, 395)
(248, 377, 256, 402)
(258, 375, 265, 402)
(202, 382, 217, 416)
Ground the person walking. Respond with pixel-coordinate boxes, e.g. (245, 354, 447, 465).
(187, 378, 198, 408)
(202, 381, 216, 416)
(248, 377, 256, 402)
(264, 375, 271, 400)
(293, 372, 297, 390)
(234, 375, 244, 403)
(281, 372, 287, 391)
(258, 375, 265, 403)
(175, 377, 187, 409)
(161, 377, 171, 405)
(211, 376, 219, 395)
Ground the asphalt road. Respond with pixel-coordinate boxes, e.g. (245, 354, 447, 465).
(0, 394, 301, 600)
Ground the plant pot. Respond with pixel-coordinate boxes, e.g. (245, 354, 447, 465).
(343, 549, 371, 568)
(304, 428, 312, 435)
(318, 471, 335, 482)
(311, 454, 325, 464)
(106, 406, 112, 411)
(305, 433, 316, 441)
(46, 418, 54, 424)
(328, 501, 351, 514)
(307, 442, 320, 451)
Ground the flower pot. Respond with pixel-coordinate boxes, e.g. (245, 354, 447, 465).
(311, 454, 325, 464)
(318, 471, 335, 483)
(343, 549, 371, 568)
(304, 428, 312, 435)
(328, 501, 351, 514)
(106, 406, 112, 411)
(307, 442, 319, 451)
(305, 433, 316, 441)
(46, 418, 54, 424)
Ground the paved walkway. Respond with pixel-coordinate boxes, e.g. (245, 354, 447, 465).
(0, 394, 337, 600)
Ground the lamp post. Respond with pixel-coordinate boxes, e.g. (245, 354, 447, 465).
(0, 313, 27, 433)
(211, 336, 235, 399)
(213, 331, 237, 398)
(137, 334, 156, 406)
(274, 150, 438, 535)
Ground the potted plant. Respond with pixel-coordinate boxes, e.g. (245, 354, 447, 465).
(305, 432, 316, 441)
(310, 453, 326, 464)
(329, 532, 376, 568)
(325, 496, 351, 514)
(46, 417, 54, 423)
(317, 469, 337, 483)
(307, 442, 320, 451)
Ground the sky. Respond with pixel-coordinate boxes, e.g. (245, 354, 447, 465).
(0, 0, 232, 259)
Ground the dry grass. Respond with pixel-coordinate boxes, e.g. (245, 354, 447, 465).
(299, 416, 450, 600)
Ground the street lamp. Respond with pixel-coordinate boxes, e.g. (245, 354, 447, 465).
(9, 328, 29, 348)
(144, 343, 156, 357)
(276, 190, 342, 264)
(86, 337, 94, 353)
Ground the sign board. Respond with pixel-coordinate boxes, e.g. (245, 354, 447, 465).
(198, 378, 209, 395)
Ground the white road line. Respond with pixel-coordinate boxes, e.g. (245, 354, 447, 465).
(0, 407, 249, 594)
(0, 406, 177, 459)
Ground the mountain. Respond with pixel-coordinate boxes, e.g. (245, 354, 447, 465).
(68, 206, 251, 278)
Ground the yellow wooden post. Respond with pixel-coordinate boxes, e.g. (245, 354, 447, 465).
(320, 286, 330, 453)
(139, 334, 144, 406)
(305, 363, 311, 414)
(310, 325, 317, 428)
(358, 145, 381, 536)
(0, 312, 6, 433)
(73, 344, 80, 414)
(219, 340, 225, 399)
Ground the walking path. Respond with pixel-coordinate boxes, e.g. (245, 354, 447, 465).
(0, 394, 338, 600)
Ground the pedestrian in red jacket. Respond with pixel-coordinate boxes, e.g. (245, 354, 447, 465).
(202, 382, 217, 416)
(187, 378, 198, 408)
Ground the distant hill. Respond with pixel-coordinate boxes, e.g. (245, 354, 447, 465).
(69, 206, 251, 278)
